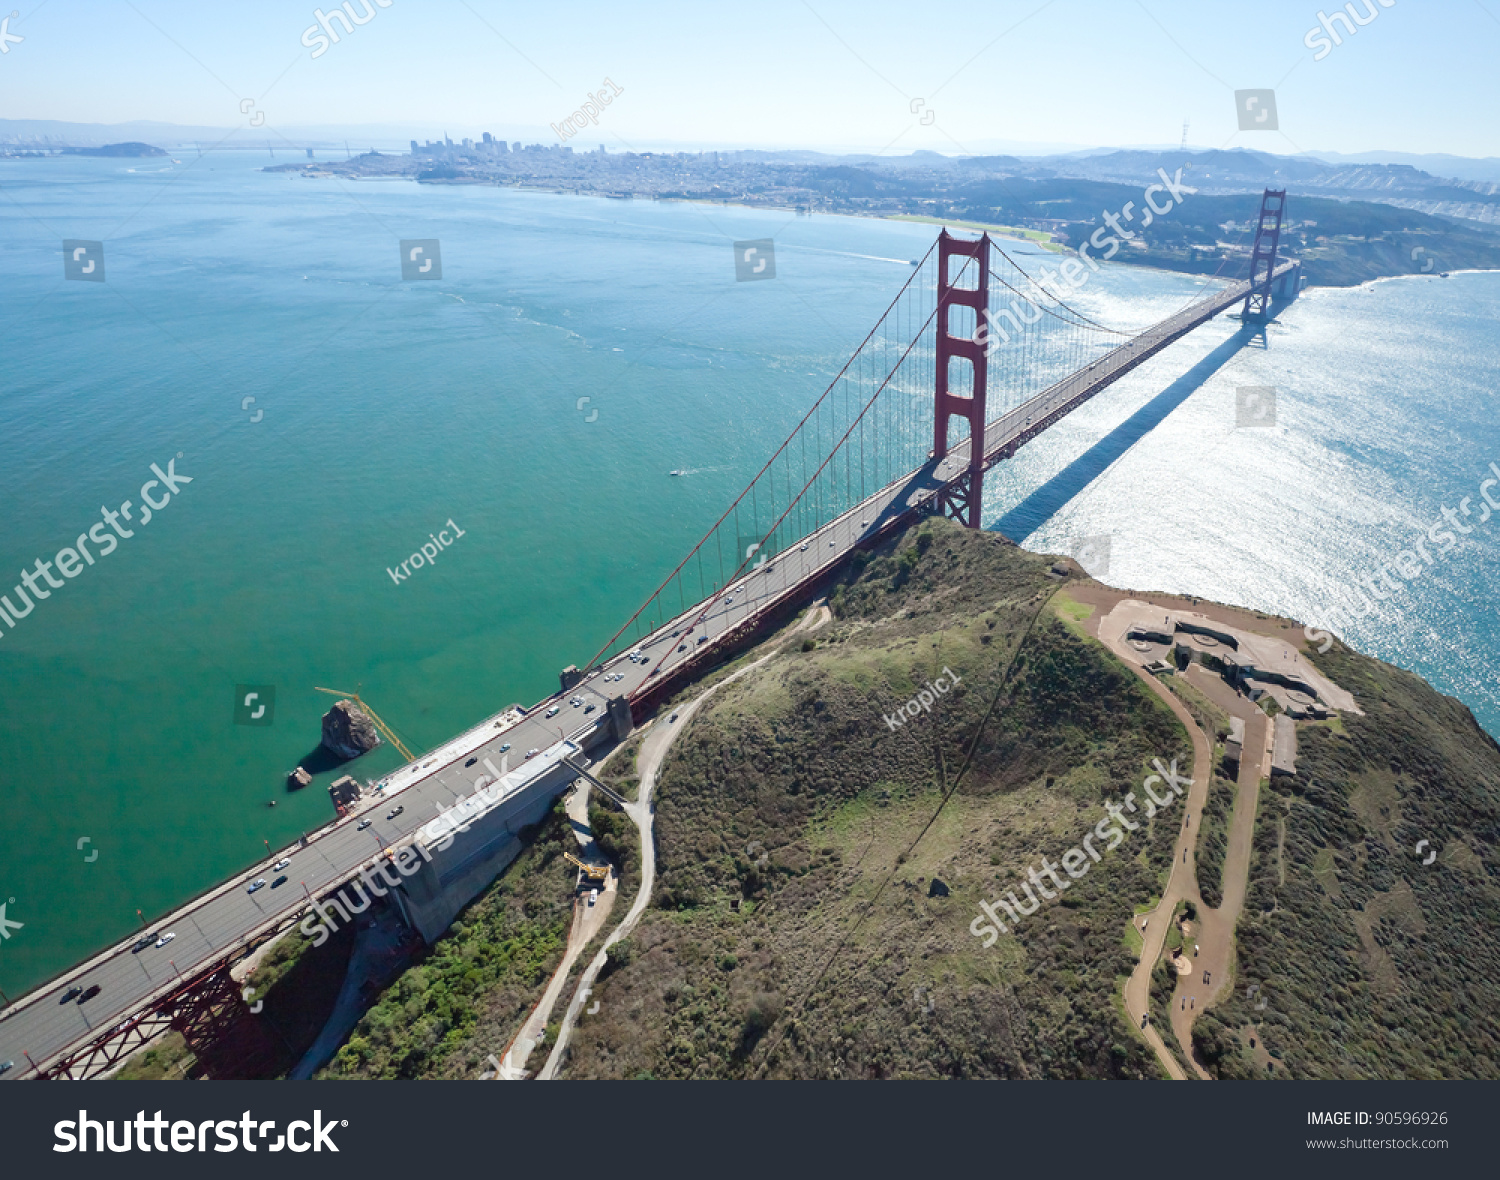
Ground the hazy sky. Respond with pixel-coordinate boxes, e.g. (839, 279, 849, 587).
(2, 0, 1497, 157)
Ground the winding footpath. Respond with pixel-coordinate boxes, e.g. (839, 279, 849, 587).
(538, 605, 831, 1080)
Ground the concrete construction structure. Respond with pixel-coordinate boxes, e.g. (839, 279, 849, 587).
(1272, 714, 1299, 777)
(396, 741, 583, 942)
(1224, 716, 1246, 772)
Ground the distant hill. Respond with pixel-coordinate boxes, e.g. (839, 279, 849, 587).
(60, 142, 167, 158)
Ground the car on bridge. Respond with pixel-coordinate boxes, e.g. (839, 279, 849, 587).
(526, 748, 539, 759)
(357, 818, 372, 830)
(273, 858, 291, 872)
(545, 706, 560, 718)
(155, 933, 174, 949)
(500, 742, 511, 752)
(0, 1061, 12, 1076)
(247, 878, 266, 894)
(465, 757, 478, 767)
(60, 986, 81, 1004)
(387, 805, 404, 819)
(78, 985, 101, 1003)
(132, 933, 156, 953)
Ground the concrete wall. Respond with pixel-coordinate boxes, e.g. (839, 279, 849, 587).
(394, 755, 581, 943)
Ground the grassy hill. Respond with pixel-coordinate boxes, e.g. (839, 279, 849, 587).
(1193, 646, 1500, 1079)
(558, 519, 1500, 1080)
(561, 520, 1193, 1079)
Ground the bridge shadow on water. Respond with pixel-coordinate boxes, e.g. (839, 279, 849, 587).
(991, 322, 1266, 545)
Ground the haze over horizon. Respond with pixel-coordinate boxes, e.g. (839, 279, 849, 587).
(2, 0, 1496, 160)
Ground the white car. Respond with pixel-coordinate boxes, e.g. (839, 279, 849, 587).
(799, 543, 808, 551)
(588, 889, 598, 907)
(155, 933, 175, 949)
(272, 858, 291, 872)
(545, 706, 560, 718)
(526, 748, 539, 758)
(247, 878, 266, 894)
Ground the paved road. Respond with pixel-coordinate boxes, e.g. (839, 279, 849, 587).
(498, 791, 619, 1080)
(0, 723, 597, 1076)
(633, 266, 1295, 694)
(539, 606, 830, 1079)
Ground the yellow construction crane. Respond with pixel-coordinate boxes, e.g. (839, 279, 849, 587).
(314, 686, 417, 763)
(564, 852, 610, 883)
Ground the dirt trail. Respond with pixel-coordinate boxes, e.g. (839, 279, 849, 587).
(1084, 591, 1274, 1081)
(1112, 654, 1210, 1081)
(538, 603, 830, 1079)
(492, 788, 621, 1079)
(1168, 667, 1273, 1058)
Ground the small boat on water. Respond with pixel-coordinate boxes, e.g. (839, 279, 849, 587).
(669, 470, 684, 476)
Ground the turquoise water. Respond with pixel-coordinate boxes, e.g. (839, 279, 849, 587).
(2, 154, 1497, 993)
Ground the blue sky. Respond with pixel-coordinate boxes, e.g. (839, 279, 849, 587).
(2, 0, 1497, 157)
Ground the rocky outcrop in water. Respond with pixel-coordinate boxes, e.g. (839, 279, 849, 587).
(321, 699, 381, 760)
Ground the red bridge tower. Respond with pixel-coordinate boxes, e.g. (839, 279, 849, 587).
(932, 230, 991, 528)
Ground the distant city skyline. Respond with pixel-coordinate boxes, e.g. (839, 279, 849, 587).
(1, 0, 1497, 159)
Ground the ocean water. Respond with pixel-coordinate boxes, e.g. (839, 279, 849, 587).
(2, 153, 1496, 993)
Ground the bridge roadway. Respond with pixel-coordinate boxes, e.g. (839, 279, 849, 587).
(0, 262, 1290, 1078)
(629, 261, 1298, 689)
